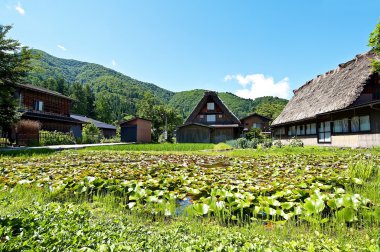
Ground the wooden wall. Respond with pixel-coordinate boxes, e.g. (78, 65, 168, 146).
(176, 125, 210, 143)
(241, 115, 270, 132)
(20, 89, 71, 116)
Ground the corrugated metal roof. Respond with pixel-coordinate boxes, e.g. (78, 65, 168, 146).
(70, 114, 117, 130)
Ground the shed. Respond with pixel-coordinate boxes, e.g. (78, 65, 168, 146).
(120, 118, 152, 143)
(70, 114, 117, 139)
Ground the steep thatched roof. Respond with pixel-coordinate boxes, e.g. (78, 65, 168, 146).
(185, 91, 241, 125)
(272, 51, 380, 126)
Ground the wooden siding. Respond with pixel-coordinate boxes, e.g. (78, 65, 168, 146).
(176, 125, 210, 143)
(19, 89, 71, 116)
(120, 118, 151, 143)
(241, 115, 271, 132)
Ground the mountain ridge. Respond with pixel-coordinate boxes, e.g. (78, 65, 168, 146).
(26, 49, 287, 120)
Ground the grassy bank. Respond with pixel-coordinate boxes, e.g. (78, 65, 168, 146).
(83, 143, 215, 152)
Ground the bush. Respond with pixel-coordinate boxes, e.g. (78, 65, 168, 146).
(245, 128, 264, 141)
(100, 136, 121, 143)
(40, 131, 76, 146)
(82, 122, 102, 144)
(289, 137, 304, 147)
(226, 138, 259, 149)
(272, 140, 284, 148)
(261, 140, 272, 148)
(15, 120, 40, 134)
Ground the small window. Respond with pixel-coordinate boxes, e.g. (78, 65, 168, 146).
(351, 117, 360, 132)
(207, 102, 215, 110)
(33, 100, 44, 111)
(218, 114, 223, 118)
(359, 115, 370, 131)
(253, 123, 260, 128)
(199, 115, 204, 119)
(207, 114, 216, 122)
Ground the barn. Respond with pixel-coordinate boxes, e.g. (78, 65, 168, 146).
(120, 118, 152, 143)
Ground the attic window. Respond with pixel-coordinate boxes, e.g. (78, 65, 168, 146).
(207, 114, 216, 122)
(207, 102, 215, 111)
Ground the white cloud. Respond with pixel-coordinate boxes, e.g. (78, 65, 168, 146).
(15, 2, 25, 15)
(112, 59, 117, 66)
(57, 45, 67, 51)
(225, 73, 291, 99)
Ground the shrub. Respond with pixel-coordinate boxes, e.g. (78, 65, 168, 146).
(226, 138, 259, 149)
(82, 122, 102, 144)
(100, 136, 121, 143)
(39, 131, 76, 146)
(15, 120, 40, 134)
(273, 140, 284, 148)
(245, 128, 264, 141)
(289, 137, 304, 147)
(261, 140, 272, 148)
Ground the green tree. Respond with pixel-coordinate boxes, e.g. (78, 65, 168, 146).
(82, 122, 101, 144)
(137, 92, 182, 142)
(369, 20, 380, 73)
(70, 82, 87, 115)
(0, 25, 32, 132)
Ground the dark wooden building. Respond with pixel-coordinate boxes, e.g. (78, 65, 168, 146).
(120, 118, 152, 143)
(15, 84, 82, 132)
(240, 113, 271, 133)
(272, 51, 380, 148)
(176, 91, 241, 143)
(70, 114, 117, 139)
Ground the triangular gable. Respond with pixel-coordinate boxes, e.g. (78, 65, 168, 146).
(185, 91, 241, 125)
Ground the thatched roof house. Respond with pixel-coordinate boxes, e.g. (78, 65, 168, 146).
(176, 91, 241, 143)
(272, 51, 380, 147)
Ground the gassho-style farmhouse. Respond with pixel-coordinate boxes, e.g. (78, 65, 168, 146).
(272, 51, 380, 148)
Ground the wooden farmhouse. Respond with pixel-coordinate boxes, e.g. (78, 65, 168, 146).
(15, 84, 82, 132)
(70, 114, 117, 139)
(240, 113, 271, 133)
(271, 51, 380, 148)
(176, 91, 241, 143)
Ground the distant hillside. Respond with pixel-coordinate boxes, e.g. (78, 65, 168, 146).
(28, 49, 174, 102)
(26, 49, 288, 122)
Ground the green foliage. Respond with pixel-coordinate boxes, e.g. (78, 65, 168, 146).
(0, 25, 32, 130)
(82, 122, 102, 144)
(289, 137, 304, 147)
(272, 140, 284, 148)
(226, 138, 258, 149)
(137, 92, 182, 142)
(251, 96, 288, 119)
(245, 128, 264, 140)
(369, 20, 380, 73)
(39, 130, 76, 146)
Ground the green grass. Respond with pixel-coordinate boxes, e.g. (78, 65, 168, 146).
(82, 143, 215, 152)
(0, 148, 56, 157)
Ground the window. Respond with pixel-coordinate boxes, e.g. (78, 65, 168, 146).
(218, 114, 223, 118)
(207, 102, 215, 110)
(359, 115, 370, 131)
(275, 127, 285, 136)
(207, 114, 216, 122)
(199, 115, 204, 119)
(333, 118, 349, 133)
(318, 121, 331, 143)
(351, 116, 360, 132)
(305, 123, 316, 135)
(296, 125, 305, 136)
(33, 100, 44, 111)
(253, 123, 261, 128)
(288, 126, 296, 136)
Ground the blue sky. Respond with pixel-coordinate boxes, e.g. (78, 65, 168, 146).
(1, 1, 380, 99)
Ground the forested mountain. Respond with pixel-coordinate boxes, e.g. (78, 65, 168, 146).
(26, 49, 288, 123)
(28, 49, 174, 102)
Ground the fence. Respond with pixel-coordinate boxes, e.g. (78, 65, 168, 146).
(0, 130, 9, 148)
